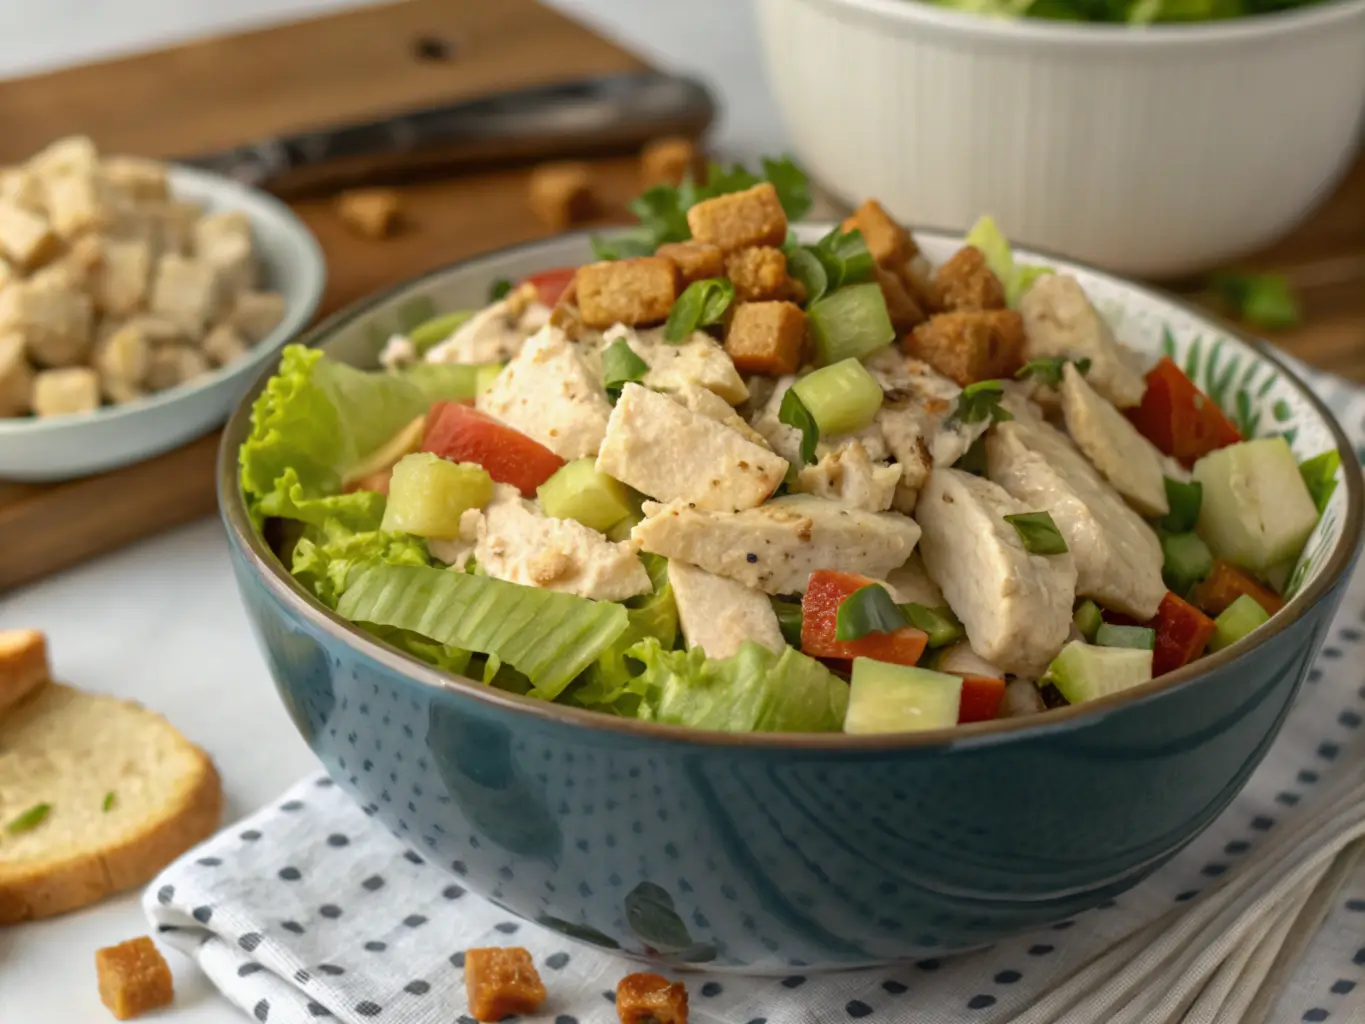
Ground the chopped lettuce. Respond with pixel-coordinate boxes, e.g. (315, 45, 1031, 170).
(627, 638, 849, 733)
(291, 514, 430, 608)
(336, 562, 629, 699)
(964, 215, 1052, 307)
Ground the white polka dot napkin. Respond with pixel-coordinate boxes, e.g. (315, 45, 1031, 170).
(145, 367, 1365, 1024)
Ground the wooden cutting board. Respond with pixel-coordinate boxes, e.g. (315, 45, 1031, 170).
(1, 0, 1363, 593)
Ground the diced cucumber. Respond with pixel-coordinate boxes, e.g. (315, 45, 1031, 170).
(1161, 530, 1213, 596)
(1193, 438, 1319, 573)
(808, 282, 895, 365)
(1095, 623, 1155, 651)
(1208, 594, 1271, 653)
(408, 310, 474, 352)
(341, 414, 426, 490)
(1041, 641, 1153, 704)
(901, 604, 964, 649)
(536, 459, 633, 532)
(475, 363, 504, 394)
(792, 358, 884, 436)
(606, 510, 643, 543)
(1072, 599, 1103, 642)
(379, 453, 494, 539)
(845, 658, 963, 734)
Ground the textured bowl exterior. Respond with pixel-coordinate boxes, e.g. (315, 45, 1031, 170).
(220, 230, 1362, 971)
(756, 0, 1365, 277)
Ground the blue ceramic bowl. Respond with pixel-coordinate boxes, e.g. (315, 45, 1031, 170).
(219, 230, 1363, 972)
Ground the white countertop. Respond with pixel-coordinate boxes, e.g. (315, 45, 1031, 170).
(0, 1, 783, 1018)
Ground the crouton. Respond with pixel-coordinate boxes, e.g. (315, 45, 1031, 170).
(876, 265, 927, 332)
(95, 937, 174, 1021)
(122, 314, 187, 348)
(145, 345, 209, 392)
(29, 136, 99, 182)
(0, 279, 94, 368)
(904, 309, 1025, 386)
(156, 201, 202, 257)
(930, 245, 1006, 312)
(0, 256, 13, 292)
(463, 947, 547, 1022)
(641, 137, 699, 187)
(725, 246, 789, 302)
(337, 188, 402, 240)
(103, 156, 169, 205)
(842, 198, 917, 270)
(0, 168, 45, 213)
(32, 367, 99, 417)
(227, 291, 286, 343)
(93, 240, 152, 317)
(0, 628, 48, 716)
(655, 240, 725, 285)
(725, 301, 806, 375)
(43, 168, 112, 239)
(527, 161, 595, 230)
(686, 182, 787, 252)
(95, 323, 150, 388)
(0, 332, 32, 417)
(150, 254, 219, 335)
(0, 199, 60, 270)
(60, 234, 106, 291)
(575, 257, 678, 328)
(616, 972, 689, 1024)
(202, 323, 249, 367)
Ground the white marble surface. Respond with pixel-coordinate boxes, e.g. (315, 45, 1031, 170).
(0, 1, 784, 1018)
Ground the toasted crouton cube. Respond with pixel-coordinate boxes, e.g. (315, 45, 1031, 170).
(337, 188, 402, 240)
(0, 167, 45, 212)
(0, 279, 94, 367)
(202, 323, 250, 367)
(876, 265, 927, 333)
(655, 240, 724, 285)
(96, 936, 174, 1021)
(575, 257, 678, 328)
(123, 313, 188, 348)
(227, 291, 286, 343)
(150, 254, 220, 336)
(151, 200, 203, 256)
(43, 168, 113, 238)
(616, 972, 689, 1024)
(0, 256, 13, 293)
(103, 156, 169, 205)
(204, 232, 256, 299)
(904, 309, 1025, 386)
(842, 198, 917, 270)
(0, 332, 33, 416)
(94, 239, 152, 316)
(0, 199, 59, 270)
(930, 245, 1005, 313)
(193, 210, 251, 256)
(641, 136, 699, 187)
(464, 947, 546, 1022)
(725, 246, 789, 302)
(686, 182, 787, 253)
(528, 161, 595, 230)
(725, 301, 806, 375)
(146, 344, 210, 392)
(95, 323, 150, 386)
(29, 136, 99, 182)
(33, 366, 99, 417)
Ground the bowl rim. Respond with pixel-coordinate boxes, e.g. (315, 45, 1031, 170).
(218, 226, 1364, 752)
(0, 163, 326, 439)
(789, 0, 1365, 47)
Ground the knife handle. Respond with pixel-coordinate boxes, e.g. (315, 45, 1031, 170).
(192, 71, 716, 196)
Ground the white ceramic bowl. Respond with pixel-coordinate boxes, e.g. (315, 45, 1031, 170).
(0, 165, 325, 483)
(756, 0, 1365, 278)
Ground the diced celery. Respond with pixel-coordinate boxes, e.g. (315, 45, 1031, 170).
(408, 310, 474, 352)
(341, 415, 426, 491)
(791, 358, 884, 436)
(379, 453, 493, 539)
(537, 459, 633, 532)
(1193, 438, 1319, 573)
(1161, 530, 1213, 596)
(1041, 641, 1153, 704)
(844, 658, 962, 734)
(808, 283, 895, 365)
(1072, 599, 1103, 642)
(901, 604, 964, 649)
(1208, 594, 1271, 653)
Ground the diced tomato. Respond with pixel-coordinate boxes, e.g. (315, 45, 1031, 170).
(1126, 357, 1242, 467)
(1150, 592, 1216, 676)
(801, 570, 929, 666)
(958, 675, 1006, 723)
(421, 401, 564, 497)
(1191, 560, 1285, 618)
(522, 267, 578, 307)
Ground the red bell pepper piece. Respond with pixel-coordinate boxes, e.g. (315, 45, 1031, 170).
(958, 676, 1006, 723)
(421, 401, 565, 497)
(1101, 592, 1216, 676)
(522, 267, 578, 307)
(801, 570, 929, 667)
(1126, 357, 1241, 467)
(1191, 560, 1284, 617)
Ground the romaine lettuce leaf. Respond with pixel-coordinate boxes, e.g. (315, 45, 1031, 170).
(291, 515, 430, 608)
(628, 638, 849, 733)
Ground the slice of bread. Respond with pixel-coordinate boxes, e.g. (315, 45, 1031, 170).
(0, 683, 222, 923)
(0, 629, 50, 718)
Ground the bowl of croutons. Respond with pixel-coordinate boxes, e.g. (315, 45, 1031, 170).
(0, 136, 325, 482)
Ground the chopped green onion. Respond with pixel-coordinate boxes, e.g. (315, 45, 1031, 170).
(957, 435, 988, 476)
(901, 604, 965, 649)
(949, 380, 1013, 428)
(1095, 623, 1156, 650)
(1004, 511, 1068, 554)
(1299, 450, 1341, 514)
(102, 792, 116, 812)
(601, 339, 649, 401)
(778, 387, 819, 465)
(835, 585, 911, 641)
(1161, 530, 1214, 596)
(785, 247, 828, 306)
(1211, 272, 1301, 331)
(772, 599, 804, 647)
(407, 311, 474, 353)
(1073, 599, 1103, 641)
(1015, 356, 1091, 389)
(488, 278, 513, 302)
(6, 802, 50, 834)
(1208, 594, 1271, 652)
(810, 227, 875, 292)
(664, 278, 735, 343)
(808, 282, 894, 365)
(791, 358, 884, 436)
(760, 156, 813, 220)
(1159, 478, 1203, 533)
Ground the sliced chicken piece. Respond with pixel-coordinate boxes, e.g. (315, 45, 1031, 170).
(884, 552, 945, 607)
(668, 560, 785, 658)
(602, 324, 748, 404)
(794, 439, 901, 512)
(1058, 361, 1168, 516)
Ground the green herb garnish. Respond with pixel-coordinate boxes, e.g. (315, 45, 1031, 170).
(102, 792, 116, 812)
(949, 380, 1013, 428)
(772, 599, 804, 648)
(785, 247, 828, 306)
(1211, 272, 1301, 330)
(808, 227, 874, 294)
(1095, 623, 1156, 651)
(1159, 478, 1203, 533)
(835, 585, 911, 641)
(1016, 356, 1092, 389)
(778, 387, 819, 465)
(601, 340, 650, 402)
(664, 278, 735, 343)
(6, 803, 51, 834)
(901, 604, 965, 649)
(1299, 450, 1341, 514)
(488, 278, 513, 302)
(1004, 511, 1068, 554)
(957, 435, 988, 476)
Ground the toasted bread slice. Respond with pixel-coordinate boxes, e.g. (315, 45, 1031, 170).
(0, 683, 221, 923)
(0, 629, 49, 718)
